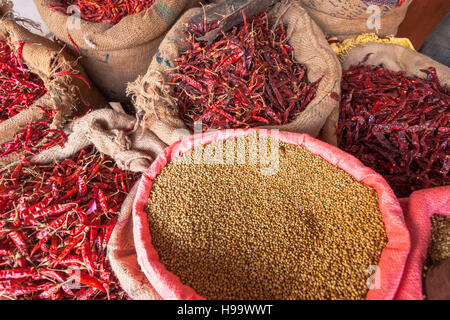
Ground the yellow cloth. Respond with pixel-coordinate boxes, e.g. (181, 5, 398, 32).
(329, 33, 415, 60)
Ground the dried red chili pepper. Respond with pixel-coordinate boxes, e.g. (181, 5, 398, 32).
(8, 231, 28, 257)
(0, 39, 94, 161)
(68, 270, 106, 293)
(0, 120, 67, 159)
(0, 267, 34, 280)
(337, 62, 450, 197)
(172, 11, 321, 131)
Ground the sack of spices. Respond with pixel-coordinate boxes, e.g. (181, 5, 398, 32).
(395, 186, 449, 300)
(299, 0, 412, 41)
(0, 3, 107, 169)
(0, 108, 166, 300)
(337, 42, 449, 198)
(127, 0, 341, 147)
(33, 0, 203, 103)
(122, 129, 410, 300)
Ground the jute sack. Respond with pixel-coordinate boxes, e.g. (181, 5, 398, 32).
(31, 108, 167, 173)
(0, 107, 166, 299)
(340, 43, 450, 300)
(107, 179, 162, 300)
(127, 0, 341, 147)
(33, 0, 203, 102)
(324, 42, 450, 151)
(0, 3, 108, 168)
(299, 0, 412, 41)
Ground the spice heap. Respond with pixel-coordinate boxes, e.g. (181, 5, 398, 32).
(0, 147, 139, 299)
(0, 38, 93, 159)
(426, 214, 450, 267)
(0, 40, 46, 122)
(171, 12, 321, 131)
(49, 0, 156, 24)
(0, 120, 66, 159)
(337, 64, 450, 197)
(146, 135, 388, 300)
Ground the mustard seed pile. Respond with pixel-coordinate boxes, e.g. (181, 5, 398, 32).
(146, 135, 388, 300)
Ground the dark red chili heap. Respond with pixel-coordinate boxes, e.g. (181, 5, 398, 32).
(171, 12, 321, 131)
(0, 147, 139, 300)
(0, 40, 46, 122)
(337, 63, 450, 198)
(49, 0, 156, 25)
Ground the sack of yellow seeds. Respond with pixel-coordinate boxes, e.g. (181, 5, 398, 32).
(111, 129, 411, 300)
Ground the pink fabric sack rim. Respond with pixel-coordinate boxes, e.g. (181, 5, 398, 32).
(395, 186, 450, 300)
(132, 129, 411, 300)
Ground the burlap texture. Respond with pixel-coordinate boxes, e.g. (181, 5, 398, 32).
(33, 0, 202, 102)
(0, 4, 107, 168)
(341, 42, 450, 86)
(300, 0, 412, 41)
(30, 108, 167, 173)
(128, 0, 341, 146)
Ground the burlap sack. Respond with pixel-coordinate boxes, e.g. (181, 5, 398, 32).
(300, 0, 413, 41)
(0, 3, 107, 168)
(33, 0, 203, 102)
(30, 108, 167, 173)
(341, 42, 450, 86)
(322, 41, 450, 147)
(127, 0, 341, 146)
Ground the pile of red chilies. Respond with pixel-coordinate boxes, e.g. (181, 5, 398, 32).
(171, 12, 321, 131)
(0, 40, 46, 122)
(0, 120, 67, 159)
(49, 0, 156, 24)
(337, 63, 450, 198)
(0, 147, 139, 299)
(0, 39, 82, 159)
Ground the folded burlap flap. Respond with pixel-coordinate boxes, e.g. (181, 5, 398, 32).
(33, 0, 203, 102)
(128, 0, 341, 146)
(30, 108, 167, 173)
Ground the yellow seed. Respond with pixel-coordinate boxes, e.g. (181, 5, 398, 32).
(146, 137, 388, 300)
